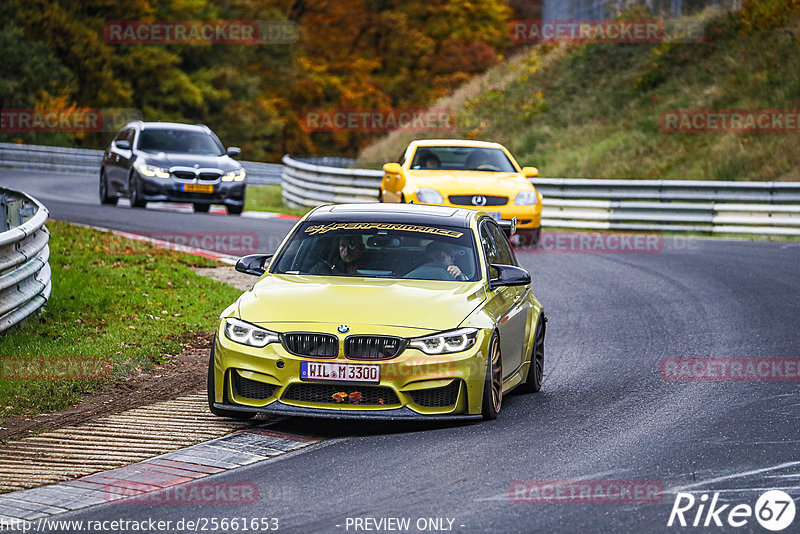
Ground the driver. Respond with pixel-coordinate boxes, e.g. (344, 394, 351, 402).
(310, 235, 366, 275)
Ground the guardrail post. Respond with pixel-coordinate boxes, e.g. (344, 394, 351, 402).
(0, 194, 7, 232)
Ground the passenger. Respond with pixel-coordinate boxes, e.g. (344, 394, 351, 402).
(310, 235, 366, 275)
(405, 241, 468, 281)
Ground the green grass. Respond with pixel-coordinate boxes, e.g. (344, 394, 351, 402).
(245, 185, 310, 217)
(358, 4, 800, 181)
(0, 221, 242, 422)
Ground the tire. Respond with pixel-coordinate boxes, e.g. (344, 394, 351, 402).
(481, 332, 503, 420)
(193, 203, 211, 213)
(99, 170, 118, 206)
(226, 204, 243, 215)
(129, 173, 147, 208)
(207, 341, 256, 420)
(519, 314, 546, 393)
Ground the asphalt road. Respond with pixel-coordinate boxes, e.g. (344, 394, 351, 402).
(2, 169, 799, 533)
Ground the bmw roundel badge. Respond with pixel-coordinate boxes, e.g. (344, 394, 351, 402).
(337, 325, 350, 334)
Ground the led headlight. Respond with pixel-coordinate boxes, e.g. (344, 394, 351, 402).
(222, 169, 246, 182)
(223, 317, 280, 348)
(514, 190, 538, 206)
(135, 162, 170, 179)
(409, 328, 479, 355)
(415, 188, 444, 204)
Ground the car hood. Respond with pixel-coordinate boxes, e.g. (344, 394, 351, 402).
(138, 152, 241, 171)
(235, 274, 486, 334)
(405, 170, 533, 194)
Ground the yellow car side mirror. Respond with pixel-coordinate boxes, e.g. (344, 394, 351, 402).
(383, 162, 403, 175)
(522, 166, 539, 178)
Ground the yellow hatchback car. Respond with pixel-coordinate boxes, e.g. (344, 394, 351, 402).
(381, 140, 543, 246)
(208, 203, 546, 421)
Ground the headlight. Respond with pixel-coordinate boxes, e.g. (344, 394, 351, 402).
(222, 169, 246, 182)
(409, 328, 479, 355)
(514, 190, 538, 206)
(415, 188, 444, 204)
(223, 317, 279, 347)
(135, 162, 170, 179)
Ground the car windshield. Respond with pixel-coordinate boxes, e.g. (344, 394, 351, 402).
(137, 129, 224, 155)
(409, 146, 516, 172)
(271, 222, 480, 282)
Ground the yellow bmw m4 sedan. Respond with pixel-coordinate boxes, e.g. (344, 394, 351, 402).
(208, 203, 546, 421)
(380, 140, 543, 247)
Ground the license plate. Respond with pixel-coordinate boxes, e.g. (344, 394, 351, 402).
(487, 212, 502, 221)
(300, 361, 380, 383)
(183, 183, 213, 193)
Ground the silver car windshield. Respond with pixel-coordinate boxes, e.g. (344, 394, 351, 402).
(271, 222, 480, 282)
(137, 129, 224, 156)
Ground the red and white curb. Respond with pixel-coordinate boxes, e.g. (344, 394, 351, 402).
(117, 199, 301, 221)
(0, 428, 319, 521)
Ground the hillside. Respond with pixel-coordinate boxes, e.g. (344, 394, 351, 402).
(358, 1, 800, 181)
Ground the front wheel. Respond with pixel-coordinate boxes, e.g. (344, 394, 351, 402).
(519, 314, 545, 393)
(207, 341, 256, 421)
(481, 332, 503, 420)
(193, 203, 210, 213)
(226, 204, 243, 215)
(129, 173, 147, 208)
(99, 170, 118, 205)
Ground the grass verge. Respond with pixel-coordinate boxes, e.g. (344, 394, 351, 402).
(245, 185, 310, 217)
(0, 220, 242, 423)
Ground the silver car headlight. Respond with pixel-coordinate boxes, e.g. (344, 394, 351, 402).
(409, 328, 479, 355)
(135, 162, 170, 179)
(223, 317, 279, 347)
(415, 188, 444, 204)
(222, 169, 246, 182)
(514, 190, 538, 206)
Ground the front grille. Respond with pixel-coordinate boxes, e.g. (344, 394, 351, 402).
(282, 333, 339, 358)
(283, 383, 400, 406)
(410, 380, 461, 407)
(449, 195, 508, 207)
(198, 172, 221, 181)
(345, 336, 406, 360)
(232, 371, 277, 400)
(172, 170, 196, 180)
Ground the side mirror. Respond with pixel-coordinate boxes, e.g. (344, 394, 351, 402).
(227, 147, 241, 159)
(235, 254, 273, 276)
(489, 264, 531, 290)
(522, 166, 539, 179)
(383, 162, 403, 175)
(116, 140, 131, 150)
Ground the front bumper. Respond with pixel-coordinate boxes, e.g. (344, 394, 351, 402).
(411, 197, 542, 229)
(138, 175, 245, 206)
(212, 326, 491, 419)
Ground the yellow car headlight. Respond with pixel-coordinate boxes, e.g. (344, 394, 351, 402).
(415, 188, 444, 204)
(514, 191, 538, 206)
(409, 328, 479, 355)
(224, 317, 280, 348)
(222, 169, 246, 182)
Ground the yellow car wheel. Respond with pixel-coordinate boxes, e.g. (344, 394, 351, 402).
(482, 332, 503, 420)
(520, 315, 546, 393)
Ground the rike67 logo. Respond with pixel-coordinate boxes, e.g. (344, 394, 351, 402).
(668, 490, 796, 531)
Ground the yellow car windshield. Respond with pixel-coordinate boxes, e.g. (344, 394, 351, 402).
(271, 222, 480, 281)
(410, 147, 516, 172)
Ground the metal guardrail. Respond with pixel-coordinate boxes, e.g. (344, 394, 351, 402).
(282, 155, 800, 236)
(0, 143, 283, 185)
(0, 188, 51, 332)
